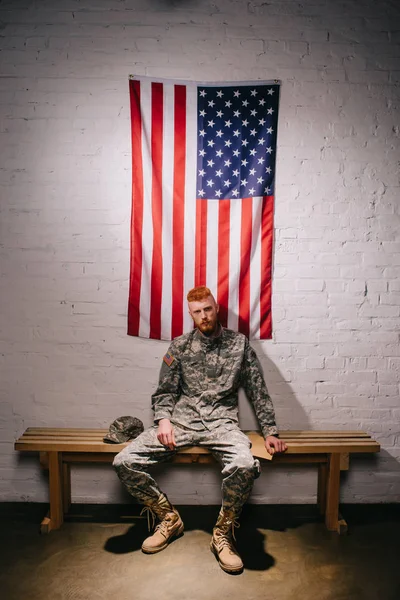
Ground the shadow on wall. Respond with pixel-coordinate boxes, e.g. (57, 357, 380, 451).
(239, 345, 311, 433)
(148, 0, 199, 8)
(340, 449, 400, 502)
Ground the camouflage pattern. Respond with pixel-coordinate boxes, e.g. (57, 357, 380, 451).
(152, 327, 278, 438)
(103, 416, 144, 444)
(113, 326, 277, 517)
(113, 422, 260, 515)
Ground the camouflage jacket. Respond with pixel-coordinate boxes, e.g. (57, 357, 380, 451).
(152, 327, 278, 438)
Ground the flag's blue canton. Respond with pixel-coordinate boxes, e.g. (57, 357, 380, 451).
(196, 84, 279, 200)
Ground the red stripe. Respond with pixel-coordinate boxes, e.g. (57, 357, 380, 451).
(149, 82, 163, 339)
(195, 199, 208, 286)
(171, 85, 186, 339)
(127, 80, 144, 336)
(260, 195, 274, 339)
(217, 200, 230, 327)
(195, 200, 201, 285)
(238, 197, 252, 338)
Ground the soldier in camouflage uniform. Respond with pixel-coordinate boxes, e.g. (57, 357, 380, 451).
(113, 286, 287, 573)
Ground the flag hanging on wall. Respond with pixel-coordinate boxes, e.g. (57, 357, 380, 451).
(128, 77, 280, 340)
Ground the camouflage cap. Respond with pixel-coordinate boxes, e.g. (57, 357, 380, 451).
(103, 416, 144, 444)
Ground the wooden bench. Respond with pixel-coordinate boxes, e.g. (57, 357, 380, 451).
(15, 428, 380, 535)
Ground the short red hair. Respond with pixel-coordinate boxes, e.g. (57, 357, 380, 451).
(186, 286, 213, 303)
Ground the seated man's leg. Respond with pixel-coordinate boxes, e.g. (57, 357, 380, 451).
(113, 425, 188, 553)
(113, 426, 174, 504)
(205, 426, 260, 573)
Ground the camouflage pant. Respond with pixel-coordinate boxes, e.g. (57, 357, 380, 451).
(113, 424, 261, 516)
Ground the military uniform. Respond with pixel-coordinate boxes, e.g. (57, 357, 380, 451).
(113, 327, 278, 515)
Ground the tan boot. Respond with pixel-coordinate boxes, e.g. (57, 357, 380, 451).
(141, 493, 184, 554)
(210, 508, 243, 574)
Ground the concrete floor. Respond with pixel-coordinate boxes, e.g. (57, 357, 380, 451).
(1, 503, 399, 600)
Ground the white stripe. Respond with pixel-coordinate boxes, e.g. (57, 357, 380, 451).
(205, 199, 219, 298)
(182, 85, 197, 333)
(160, 83, 175, 340)
(249, 196, 263, 339)
(138, 80, 153, 338)
(227, 200, 242, 331)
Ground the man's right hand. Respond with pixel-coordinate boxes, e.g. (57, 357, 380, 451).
(157, 419, 176, 450)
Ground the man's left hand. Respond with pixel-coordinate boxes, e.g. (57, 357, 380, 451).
(265, 435, 287, 455)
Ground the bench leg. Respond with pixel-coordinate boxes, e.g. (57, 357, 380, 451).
(325, 453, 348, 534)
(41, 451, 64, 533)
(317, 463, 327, 515)
(62, 463, 71, 514)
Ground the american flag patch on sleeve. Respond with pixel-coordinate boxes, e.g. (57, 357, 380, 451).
(163, 352, 175, 367)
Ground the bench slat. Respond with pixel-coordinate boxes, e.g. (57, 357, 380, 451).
(20, 430, 374, 441)
(17, 433, 371, 444)
(24, 427, 371, 437)
(16, 434, 377, 443)
(15, 440, 380, 454)
(25, 428, 108, 434)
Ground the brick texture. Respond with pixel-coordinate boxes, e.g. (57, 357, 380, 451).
(0, 0, 399, 504)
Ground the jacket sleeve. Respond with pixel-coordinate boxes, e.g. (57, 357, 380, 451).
(151, 342, 181, 423)
(240, 338, 279, 438)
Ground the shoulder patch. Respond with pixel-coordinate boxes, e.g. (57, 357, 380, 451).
(163, 352, 175, 367)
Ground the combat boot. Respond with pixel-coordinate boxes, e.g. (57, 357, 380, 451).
(141, 493, 184, 554)
(210, 508, 243, 573)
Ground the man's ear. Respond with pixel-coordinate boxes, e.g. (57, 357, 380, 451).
(216, 303, 219, 313)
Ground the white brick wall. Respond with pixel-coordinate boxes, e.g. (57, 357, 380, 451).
(1, 0, 399, 504)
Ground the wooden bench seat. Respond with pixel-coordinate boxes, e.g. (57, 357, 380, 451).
(15, 428, 380, 535)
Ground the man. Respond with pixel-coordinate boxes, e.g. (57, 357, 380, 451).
(113, 286, 287, 573)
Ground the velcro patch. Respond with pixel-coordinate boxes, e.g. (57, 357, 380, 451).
(163, 352, 175, 367)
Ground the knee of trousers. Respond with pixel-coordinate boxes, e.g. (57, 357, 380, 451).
(235, 463, 258, 481)
(112, 450, 141, 474)
(231, 455, 258, 473)
(223, 457, 261, 481)
(112, 450, 124, 471)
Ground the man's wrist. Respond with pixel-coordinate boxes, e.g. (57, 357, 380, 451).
(157, 418, 170, 424)
(262, 427, 279, 439)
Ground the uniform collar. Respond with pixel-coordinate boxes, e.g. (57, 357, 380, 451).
(194, 323, 224, 347)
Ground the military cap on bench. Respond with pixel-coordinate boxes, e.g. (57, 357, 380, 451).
(103, 416, 144, 444)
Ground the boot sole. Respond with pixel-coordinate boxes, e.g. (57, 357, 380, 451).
(141, 523, 184, 554)
(210, 542, 244, 574)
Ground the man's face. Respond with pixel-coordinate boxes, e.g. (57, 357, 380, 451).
(188, 295, 219, 336)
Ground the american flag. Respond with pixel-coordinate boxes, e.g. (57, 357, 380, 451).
(128, 77, 280, 340)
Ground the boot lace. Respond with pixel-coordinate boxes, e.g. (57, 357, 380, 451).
(214, 517, 240, 550)
(153, 513, 175, 538)
(140, 493, 173, 532)
(140, 505, 176, 537)
(140, 506, 156, 532)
